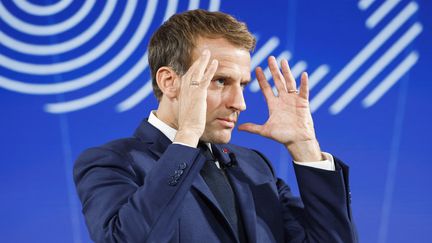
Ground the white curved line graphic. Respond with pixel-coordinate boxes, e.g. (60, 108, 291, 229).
(209, 0, 221, 11)
(13, 0, 72, 16)
(163, 0, 179, 21)
(116, 79, 153, 112)
(0, 1, 115, 55)
(0, 0, 94, 36)
(45, 52, 149, 113)
(188, 0, 200, 10)
(0, 0, 158, 94)
(0, 0, 134, 75)
(44, 0, 159, 113)
(116, 0, 180, 112)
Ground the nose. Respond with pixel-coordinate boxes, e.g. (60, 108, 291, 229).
(227, 85, 246, 112)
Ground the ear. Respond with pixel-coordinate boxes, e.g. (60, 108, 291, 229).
(155, 66, 179, 100)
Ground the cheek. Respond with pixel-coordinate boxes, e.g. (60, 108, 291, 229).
(206, 91, 223, 114)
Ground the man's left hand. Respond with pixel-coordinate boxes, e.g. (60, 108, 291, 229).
(238, 56, 323, 162)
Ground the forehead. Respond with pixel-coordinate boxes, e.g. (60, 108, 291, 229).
(193, 37, 251, 81)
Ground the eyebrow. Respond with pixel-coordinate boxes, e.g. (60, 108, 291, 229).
(213, 72, 250, 83)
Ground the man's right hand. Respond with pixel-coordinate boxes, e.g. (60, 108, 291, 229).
(174, 49, 218, 147)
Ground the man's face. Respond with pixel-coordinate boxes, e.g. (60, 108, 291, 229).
(193, 37, 251, 144)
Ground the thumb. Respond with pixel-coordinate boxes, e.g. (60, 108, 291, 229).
(238, 123, 263, 135)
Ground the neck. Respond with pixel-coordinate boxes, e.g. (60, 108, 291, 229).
(155, 100, 178, 130)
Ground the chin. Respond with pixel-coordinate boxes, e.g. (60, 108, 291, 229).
(214, 136, 231, 144)
(202, 129, 232, 144)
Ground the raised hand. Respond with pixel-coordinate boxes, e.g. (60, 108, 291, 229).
(238, 56, 322, 162)
(174, 49, 218, 147)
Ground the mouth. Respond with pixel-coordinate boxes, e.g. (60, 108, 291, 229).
(216, 118, 236, 128)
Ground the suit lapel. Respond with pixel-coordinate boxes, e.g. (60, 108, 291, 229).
(134, 120, 250, 242)
(134, 118, 172, 159)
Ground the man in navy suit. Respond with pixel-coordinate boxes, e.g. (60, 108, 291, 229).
(74, 10, 358, 242)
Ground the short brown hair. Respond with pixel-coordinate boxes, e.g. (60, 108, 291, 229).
(148, 9, 256, 101)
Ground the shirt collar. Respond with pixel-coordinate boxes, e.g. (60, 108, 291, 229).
(148, 110, 178, 142)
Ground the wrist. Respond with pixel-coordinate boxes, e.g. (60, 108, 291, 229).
(285, 139, 323, 162)
(174, 130, 201, 147)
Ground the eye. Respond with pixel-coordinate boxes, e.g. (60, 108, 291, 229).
(214, 79, 226, 86)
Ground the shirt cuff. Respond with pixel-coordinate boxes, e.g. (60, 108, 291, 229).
(293, 152, 335, 171)
(172, 142, 196, 148)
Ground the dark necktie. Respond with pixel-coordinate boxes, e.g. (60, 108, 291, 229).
(199, 143, 245, 242)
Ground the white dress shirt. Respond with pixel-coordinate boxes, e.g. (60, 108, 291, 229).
(148, 111, 335, 171)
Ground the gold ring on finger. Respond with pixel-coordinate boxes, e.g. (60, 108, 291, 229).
(288, 89, 298, 94)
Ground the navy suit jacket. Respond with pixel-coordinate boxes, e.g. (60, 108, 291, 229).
(74, 119, 358, 242)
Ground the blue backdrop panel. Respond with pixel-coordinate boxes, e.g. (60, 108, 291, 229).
(0, 0, 430, 242)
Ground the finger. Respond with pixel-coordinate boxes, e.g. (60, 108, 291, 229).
(299, 72, 309, 100)
(268, 56, 287, 94)
(238, 123, 264, 135)
(184, 49, 207, 76)
(281, 59, 296, 91)
(180, 52, 206, 89)
(191, 49, 212, 83)
(202, 59, 219, 89)
(255, 67, 275, 102)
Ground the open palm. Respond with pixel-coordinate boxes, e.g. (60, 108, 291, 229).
(239, 56, 317, 148)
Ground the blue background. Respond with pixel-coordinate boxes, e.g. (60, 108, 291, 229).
(0, 0, 430, 242)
